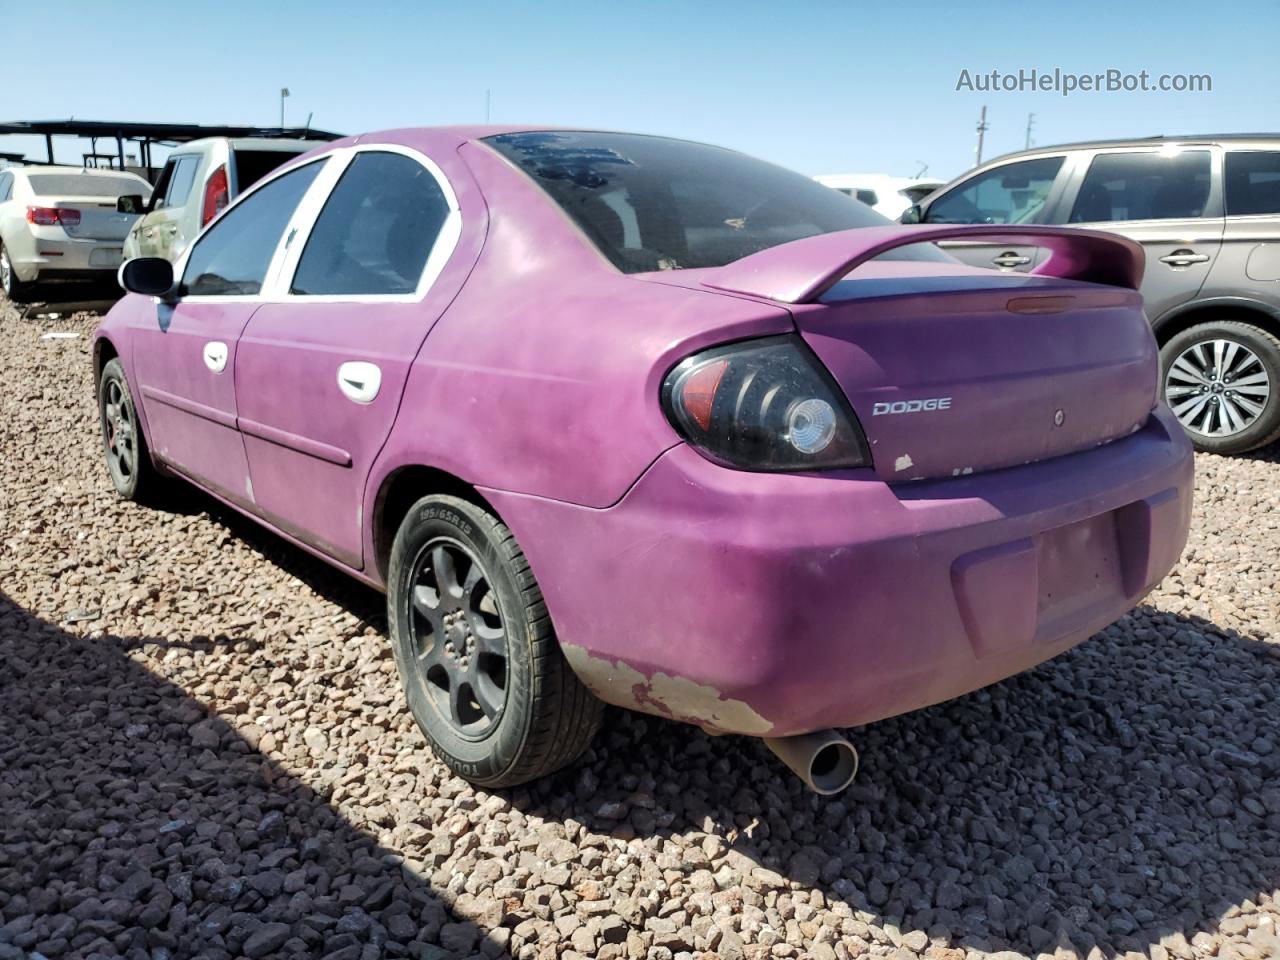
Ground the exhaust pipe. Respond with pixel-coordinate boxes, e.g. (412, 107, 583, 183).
(764, 730, 859, 795)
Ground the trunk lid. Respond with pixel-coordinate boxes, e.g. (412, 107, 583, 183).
(50, 198, 137, 241)
(680, 223, 1157, 482)
(791, 263, 1158, 482)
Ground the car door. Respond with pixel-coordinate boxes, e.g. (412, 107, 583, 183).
(1058, 147, 1223, 320)
(135, 155, 200, 259)
(233, 148, 462, 568)
(128, 159, 326, 505)
(919, 154, 1069, 272)
(1202, 148, 1280, 303)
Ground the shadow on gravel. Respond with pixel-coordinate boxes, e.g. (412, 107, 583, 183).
(114, 486, 1280, 958)
(4, 280, 122, 318)
(1237, 438, 1280, 464)
(0, 591, 493, 960)
(147, 483, 387, 632)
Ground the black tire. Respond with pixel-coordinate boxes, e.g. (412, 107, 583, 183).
(98, 358, 159, 501)
(0, 240, 35, 304)
(387, 494, 602, 787)
(1160, 320, 1280, 455)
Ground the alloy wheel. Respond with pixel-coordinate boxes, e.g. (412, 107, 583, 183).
(406, 537, 509, 738)
(102, 378, 136, 479)
(0, 248, 11, 294)
(1165, 338, 1272, 438)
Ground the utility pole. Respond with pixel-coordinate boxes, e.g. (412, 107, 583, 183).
(975, 105, 988, 166)
(280, 87, 290, 130)
(485, 89, 492, 123)
(1025, 112, 1036, 150)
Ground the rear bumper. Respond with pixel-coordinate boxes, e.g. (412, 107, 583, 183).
(483, 405, 1194, 737)
(12, 233, 124, 281)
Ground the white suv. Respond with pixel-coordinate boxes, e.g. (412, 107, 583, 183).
(120, 137, 325, 264)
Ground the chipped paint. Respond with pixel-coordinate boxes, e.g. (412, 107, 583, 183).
(560, 644, 774, 736)
(894, 453, 914, 472)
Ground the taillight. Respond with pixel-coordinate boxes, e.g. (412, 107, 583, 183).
(661, 335, 871, 471)
(201, 165, 229, 226)
(26, 206, 79, 227)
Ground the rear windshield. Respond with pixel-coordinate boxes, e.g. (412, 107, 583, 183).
(485, 131, 947, 273)
(233, 150, 305, 195)
(27, 174, 145, 198)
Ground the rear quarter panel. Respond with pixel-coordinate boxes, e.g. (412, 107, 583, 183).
(365, 138, 795, 541)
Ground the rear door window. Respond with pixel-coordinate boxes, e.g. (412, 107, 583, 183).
(290, 151, 451, 296)
(0, 173, 11, 202)
(1069, 150, 1212, 222)
(925, 157, 1064, 225)
(1224, 151, 1280, 216)
(233, 150, 305, 195)
(181, 161, 323, 297)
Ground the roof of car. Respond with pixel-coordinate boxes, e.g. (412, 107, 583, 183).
(13, 165, 149, 179)
(168, 136, 331, 154)
(343, 125, 727, 148)
(986, 132, 1280, 164)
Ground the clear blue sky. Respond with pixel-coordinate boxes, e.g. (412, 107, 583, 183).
(4, 0, 1275, 181)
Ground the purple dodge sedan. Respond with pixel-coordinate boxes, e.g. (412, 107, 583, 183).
(95, 127, 1194, 793)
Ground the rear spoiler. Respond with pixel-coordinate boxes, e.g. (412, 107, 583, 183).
(702, 224, 1145, 304)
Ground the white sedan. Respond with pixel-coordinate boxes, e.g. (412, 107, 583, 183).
(0, 166, 152, 302)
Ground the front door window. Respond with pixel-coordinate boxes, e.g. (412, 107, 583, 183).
(180, 161, 323, 296)
(925, 157, 1064, 225)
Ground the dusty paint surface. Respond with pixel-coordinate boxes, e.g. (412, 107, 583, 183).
(561, 643, 774, 736)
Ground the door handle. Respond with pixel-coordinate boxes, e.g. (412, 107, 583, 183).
(992, 251, 1032, 268)
(337, 361, 382, 404)
(1159, 249, 1210, 267)
(202, 341, 228, 373)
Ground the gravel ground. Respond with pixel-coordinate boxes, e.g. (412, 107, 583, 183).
(2, 298, 1279, 960)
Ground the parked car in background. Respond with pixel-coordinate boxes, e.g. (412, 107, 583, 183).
(0, 166, 151, 302)
(120, 137, 325, 263)
(95, 128, 1192, 793)
(904, 135, 1280, 454)
(814, 173, 944, 219)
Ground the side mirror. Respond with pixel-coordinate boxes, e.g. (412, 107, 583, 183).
(117, 194, 146, 215)
(899, 203, 923, 224)
(119, 257, 176, 299)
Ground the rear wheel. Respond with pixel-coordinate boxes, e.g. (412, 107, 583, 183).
(1161, 320, 1280, 455)
(0, 242, 35, 304)
(98, 358, 159, 500)
(387, 494, 602, 787)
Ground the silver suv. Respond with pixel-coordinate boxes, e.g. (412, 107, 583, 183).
(904, 135, 1280, 455)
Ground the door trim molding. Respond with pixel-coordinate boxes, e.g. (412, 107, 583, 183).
(140, 385, 237, 429)
(239, 416, 353, 467)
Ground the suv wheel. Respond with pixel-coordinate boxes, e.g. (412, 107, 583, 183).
(1161, 320, 1280, 455)
(387, 494, 603, 787)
